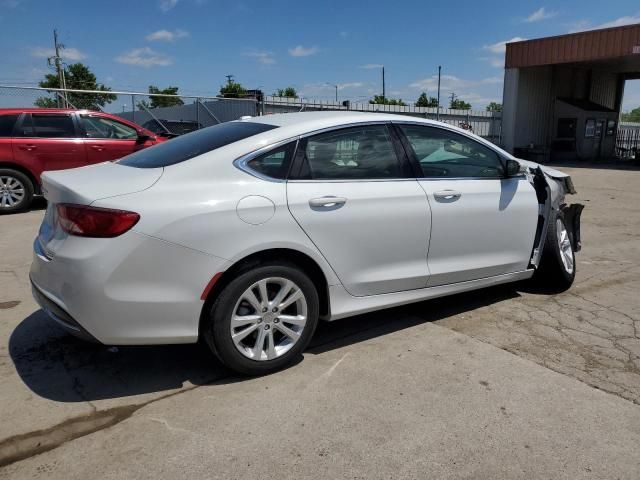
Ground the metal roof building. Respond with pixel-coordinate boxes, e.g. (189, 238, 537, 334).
(501, 24, 640, 161)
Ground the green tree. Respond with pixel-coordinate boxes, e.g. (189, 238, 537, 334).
(621, 107, 640, 122)
(369, 95, 407, 106)
(486, 101, 502, 112)
(273, 87, 298, 98)
(219, 80, 247, 98)
(146, 85, 184, 108)
(450, 98, 472, 110)
(35, 63, 116, 110)
(415, 92, 438, 108)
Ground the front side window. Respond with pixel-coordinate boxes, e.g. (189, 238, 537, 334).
(81, 115, 138, 140)
(245, 142, 295, 179)
(30, 114, 75, 138)
(0, 114, 19, 137)
(400, 125, 504, 178)
(297, 125, 402, 180)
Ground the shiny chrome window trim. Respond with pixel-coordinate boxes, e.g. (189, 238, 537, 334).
(233, 137, 298, 183)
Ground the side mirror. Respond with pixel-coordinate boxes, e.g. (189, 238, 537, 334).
(137, 132, 151, 143)
(505, 159, 521, 176)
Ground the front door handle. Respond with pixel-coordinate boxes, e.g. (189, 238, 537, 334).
(18, 144, 37, 151)
(309, 196, 347, 208)
(90, 145, 105, 151)
(433, 190, 462, 201)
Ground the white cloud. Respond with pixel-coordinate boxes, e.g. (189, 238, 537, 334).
(243, 49, 275, 65)
(567, 15, 640, 33)
(146, 29, 189, 42)
(591, 15, 640, 30)
(525, 7, 557, 23)
(288, 45, 319, 57)
(482, 37, 526, 55)
(360, 63, 383, 69)
(30, 46, 87, 61)
(338, 82, 364, 90)
(115, 47, 172, 67)
(159, 0, 178, 12)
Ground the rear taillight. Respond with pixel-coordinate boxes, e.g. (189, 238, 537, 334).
(56, 204, 140, 238)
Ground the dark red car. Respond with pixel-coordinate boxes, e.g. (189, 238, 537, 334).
(0, 108, 165, 213)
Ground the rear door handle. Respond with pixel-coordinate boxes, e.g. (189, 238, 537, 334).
(433, 190, 462, 201)
(18, 144, 37, 151)
(90, 145, 105, 151)
(309, 196, 347, 208)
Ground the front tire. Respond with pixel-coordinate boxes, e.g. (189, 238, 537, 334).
(531, 211, 576, 292)
(203, 263, 319, 375)
(0, 169, 34, 214)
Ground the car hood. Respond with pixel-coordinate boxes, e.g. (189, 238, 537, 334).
(515, 158, 576, 194)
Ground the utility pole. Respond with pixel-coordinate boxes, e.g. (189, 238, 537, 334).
(382, 65, 385, 100)
(436, 65, 441, 121)
(49, 29, 67, 108)
(449, 91, 458, 108)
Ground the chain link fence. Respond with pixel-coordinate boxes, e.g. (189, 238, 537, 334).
(1, 85, 502, 144)
(263, 96, 503, 144)
(0, 85, 259, 136)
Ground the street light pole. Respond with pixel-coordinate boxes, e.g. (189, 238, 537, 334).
(437, 65, 441, 121)
(325, 83, 338, 103)
(382, 66, 386, 100)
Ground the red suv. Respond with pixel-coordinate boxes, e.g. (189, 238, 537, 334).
(0, 108, 164, 213)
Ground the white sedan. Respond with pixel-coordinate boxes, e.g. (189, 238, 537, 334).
(30, 112, 583, 374)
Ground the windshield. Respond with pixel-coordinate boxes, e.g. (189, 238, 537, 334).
(118, 121, 278, 168)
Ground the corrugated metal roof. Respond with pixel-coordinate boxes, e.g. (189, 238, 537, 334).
(505, 24, 640, 68)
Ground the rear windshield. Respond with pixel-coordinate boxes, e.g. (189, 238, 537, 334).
(118, 121, 278, 168)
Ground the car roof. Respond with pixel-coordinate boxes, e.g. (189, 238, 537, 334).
(243, 111, 478, 142)
(0, 108, 112, 115)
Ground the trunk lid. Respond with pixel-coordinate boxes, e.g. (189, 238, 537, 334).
(37, 162, 162, 257)
(41, 161, 163, 205)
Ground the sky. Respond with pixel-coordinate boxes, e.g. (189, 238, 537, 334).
(0, 0, 639, 111)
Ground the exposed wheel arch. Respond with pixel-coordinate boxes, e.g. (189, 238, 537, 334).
(0, 162, 40, 195)
(199, 248, 331, 338)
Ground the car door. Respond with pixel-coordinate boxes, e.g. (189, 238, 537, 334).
(396, 123, 538, 286)
(78, 114, 150, 163)
(12, 113, 86, 172)
(287, 123, 432, 297)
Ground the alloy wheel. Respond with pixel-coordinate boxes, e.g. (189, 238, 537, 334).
(230, 277, 308, 361)
(0, 175, 25, 209)
(556, 218, 574, 274)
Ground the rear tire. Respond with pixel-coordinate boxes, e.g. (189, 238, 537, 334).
(202, 263, 319, 375)
(531, 211, 576, 292)
(0, 168, 34, 214)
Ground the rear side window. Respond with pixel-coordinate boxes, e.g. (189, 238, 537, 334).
(295, 125, 403, 180)
(244, 142, 296, 179)
(118, 121, 278, 168)
(0, 114, 18, 137)
(31, 114, 76, 138)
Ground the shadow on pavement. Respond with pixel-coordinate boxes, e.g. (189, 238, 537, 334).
(10, 285, 520, 403)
